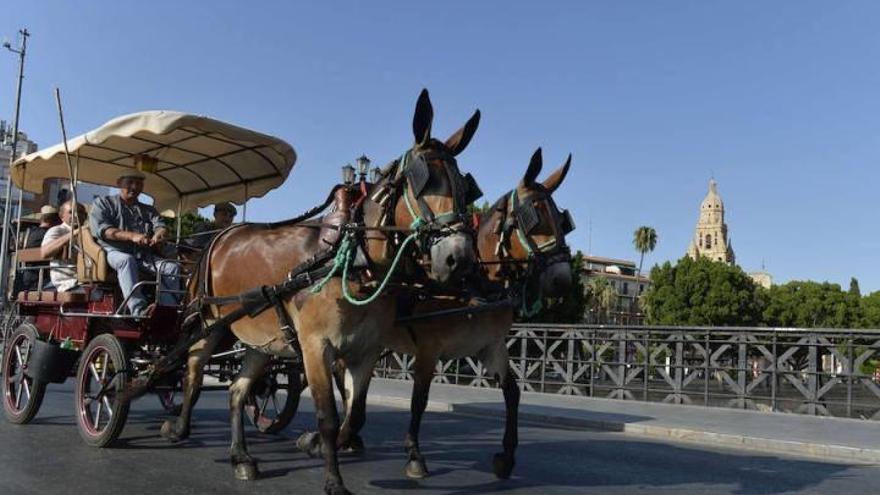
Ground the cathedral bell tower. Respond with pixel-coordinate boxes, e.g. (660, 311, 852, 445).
(686, 179, 735, 264)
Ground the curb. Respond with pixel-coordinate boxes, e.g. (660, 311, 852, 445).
(365, 395, 880, 465)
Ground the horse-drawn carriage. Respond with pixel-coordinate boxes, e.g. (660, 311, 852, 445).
(0, 110, 302, 445)
(0, 91, 577, 494)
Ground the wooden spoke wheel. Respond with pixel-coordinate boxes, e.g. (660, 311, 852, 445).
(244, 361, 305, 434)
(75, 334, 130, 447)
(2, 324, 46, 424)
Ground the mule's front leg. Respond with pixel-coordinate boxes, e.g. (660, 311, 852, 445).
(336, 356, 379, 454)
(404, 355, 437, 479)
(229, 349, 270, 481)
(493, 366, 520, 479)
(305, 344, 351, 495)
(161, 330, 226, 442)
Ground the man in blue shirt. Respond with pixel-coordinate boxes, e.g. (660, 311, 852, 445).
(89, 170, 180, 316)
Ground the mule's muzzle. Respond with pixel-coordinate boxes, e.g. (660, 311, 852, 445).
(429, 231, 476, 285)
(541, 260, 573, 298)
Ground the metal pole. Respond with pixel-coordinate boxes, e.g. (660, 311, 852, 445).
(54, 88, 81, 257)
(0, 28, 29, 305)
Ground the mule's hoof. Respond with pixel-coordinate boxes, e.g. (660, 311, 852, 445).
(405, 459, 429, 479)
(296, 431, 322, 458)
(341, 435, 366, 456)
(160, 420, 187, 443)
(234, 462, 260, 481)
(324, 483, 353, 495)
(492, 452, 515, 479)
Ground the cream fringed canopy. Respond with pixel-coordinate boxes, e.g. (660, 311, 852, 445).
(13, 110, 296, 214)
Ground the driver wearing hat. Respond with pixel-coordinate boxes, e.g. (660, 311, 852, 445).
(88, 168, 180, 316)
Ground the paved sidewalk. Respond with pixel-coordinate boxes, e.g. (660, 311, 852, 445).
(364, 378, 880, 464)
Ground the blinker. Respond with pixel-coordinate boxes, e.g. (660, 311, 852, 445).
(514, 200, 540, 235)
(463, 172, 483, 204)
(405, 155, 430, 197)
(560, 209, 576, 235)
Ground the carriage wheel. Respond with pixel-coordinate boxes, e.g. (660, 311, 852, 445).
(75, 334, 130, 447)
(244, 362, 305, 434)
(2, 324, 47, 424)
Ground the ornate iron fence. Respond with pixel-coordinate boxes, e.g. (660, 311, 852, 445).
(373, 324, 880, 420)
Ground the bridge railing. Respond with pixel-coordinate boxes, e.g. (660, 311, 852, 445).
(373, 324, 880, 420)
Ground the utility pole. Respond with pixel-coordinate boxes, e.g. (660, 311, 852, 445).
(0, 28, 30, 306)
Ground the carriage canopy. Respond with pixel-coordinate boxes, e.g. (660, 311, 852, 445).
(12, 110, 297, 214)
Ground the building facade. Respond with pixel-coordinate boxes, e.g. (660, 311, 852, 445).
(0, 121, 38, 215)
(686, 179, 735, 264)
(581, 255, 651, 324)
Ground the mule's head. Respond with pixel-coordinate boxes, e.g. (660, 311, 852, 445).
(364, 89, 482, 286)
(489, 148, 575, 298)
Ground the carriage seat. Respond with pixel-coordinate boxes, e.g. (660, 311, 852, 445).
(76, 225, 116, 284)
(17, 289, 88, 304)
(15, 243, 89, 304)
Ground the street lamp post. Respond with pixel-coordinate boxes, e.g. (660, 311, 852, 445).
(0, 28, 30, 306)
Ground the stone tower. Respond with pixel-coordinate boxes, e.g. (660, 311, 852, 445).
(686, 179, 735, 264)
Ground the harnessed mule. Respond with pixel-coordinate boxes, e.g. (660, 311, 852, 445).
(300, 148, 575, 481)
(161, 90, 483, 494)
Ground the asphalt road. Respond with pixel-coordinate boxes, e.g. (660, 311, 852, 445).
(1, 382, 878, 495)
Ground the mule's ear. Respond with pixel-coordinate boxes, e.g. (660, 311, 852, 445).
(444, 109, 481, 156)
(412, 88, 433, 146)
(521, 147, 543, 186)
(542, 153, 571, 193)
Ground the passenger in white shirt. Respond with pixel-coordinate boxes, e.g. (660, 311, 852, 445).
(40, 201, 86, 292)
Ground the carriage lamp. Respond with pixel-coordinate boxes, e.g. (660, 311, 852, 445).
(341, 163, 356, 185)
(134, 154, 158, 174)
(370, 167, 382, 183)
(356, 155, 371, 181)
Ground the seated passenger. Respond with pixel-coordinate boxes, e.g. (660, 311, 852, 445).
(89, 169, 180, 316)
(189, 202, 237, 249)
(40, 201, 87, 292)
(19, 205, 62, 291)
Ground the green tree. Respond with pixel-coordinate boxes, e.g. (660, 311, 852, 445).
(584, 276, 617, 324)
(467, 200, 491, 215)
(644, 256, 763, 326)
(163, 211, 210, 239)
(632, 226, 658, 280)
(763, 281, 862, 328)
(861, 291, 880, 329)
(849, 277, 861, 297)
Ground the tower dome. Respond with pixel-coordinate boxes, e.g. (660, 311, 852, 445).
(686, 178, 735, 264)
(701, 179, 724, 211)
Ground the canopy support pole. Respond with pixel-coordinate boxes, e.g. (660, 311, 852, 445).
(242, 183, 248, 222)
(54, 89, 81, 255)
(7, 170, 25, 297)
(175, 199, 182, 243)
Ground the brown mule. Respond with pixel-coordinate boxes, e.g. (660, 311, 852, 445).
(311, 148, 575, 481)
(174, 90, 482, 494)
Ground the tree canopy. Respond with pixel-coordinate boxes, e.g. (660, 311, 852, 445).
(762, 281, 862, 328)
(644, 256, 763, 326)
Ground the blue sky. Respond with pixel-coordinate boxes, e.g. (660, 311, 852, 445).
(2, 2, 879, 292)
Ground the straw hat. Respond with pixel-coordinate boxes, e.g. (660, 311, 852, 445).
(117, 169, 146, 181)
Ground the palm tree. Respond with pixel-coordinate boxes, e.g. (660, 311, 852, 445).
(633, 226, 658, 280)
(585, 277, 616, 323)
